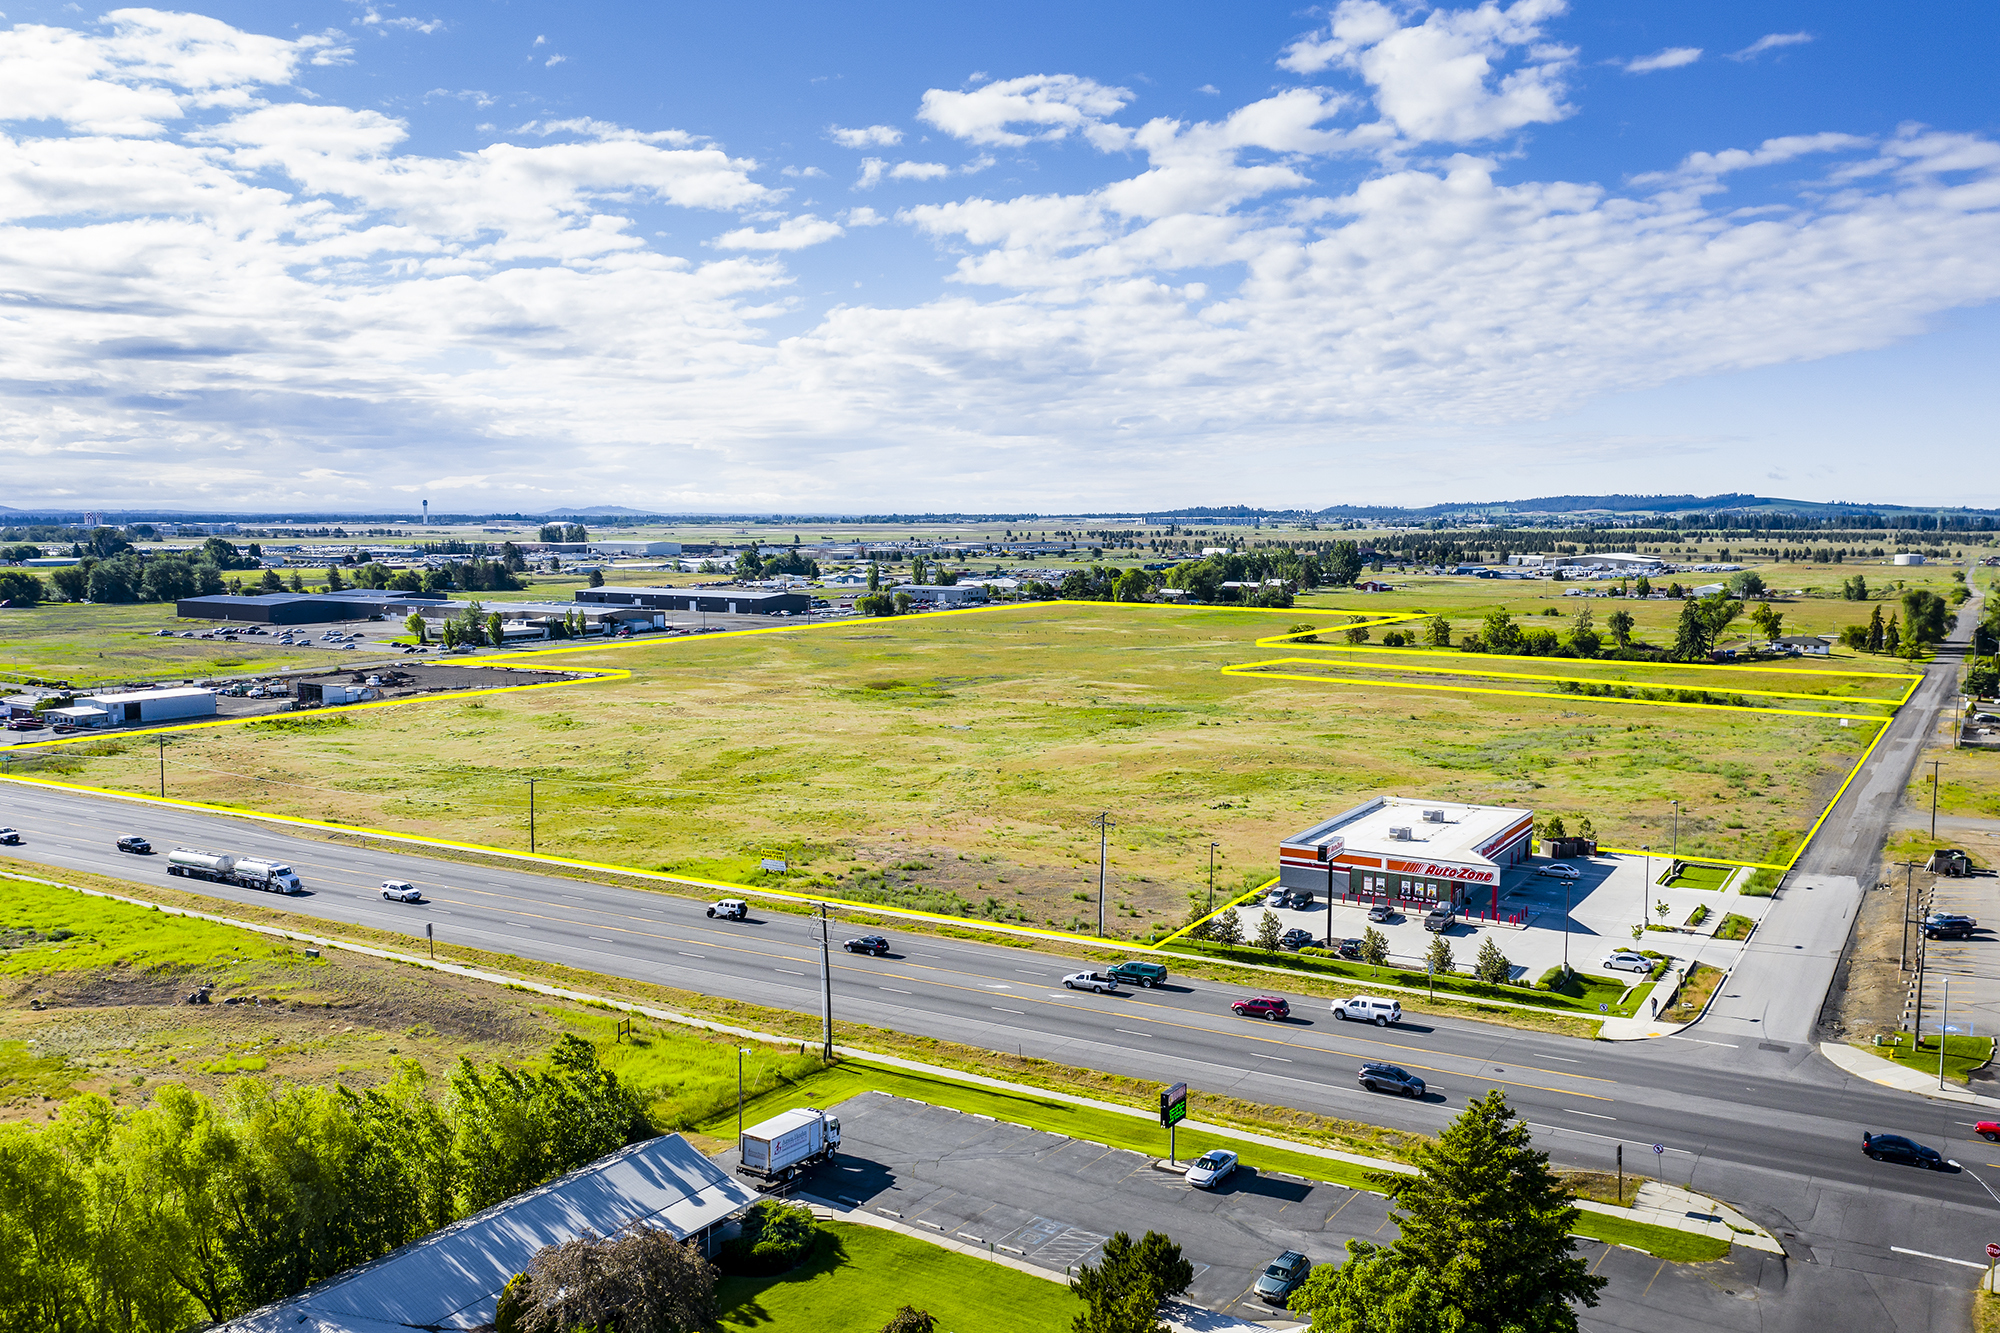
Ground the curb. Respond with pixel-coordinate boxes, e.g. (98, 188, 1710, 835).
(1818, 1041, 2000, 1109)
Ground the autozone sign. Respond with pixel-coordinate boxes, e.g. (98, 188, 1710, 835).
(1391, 862, 1496, 884)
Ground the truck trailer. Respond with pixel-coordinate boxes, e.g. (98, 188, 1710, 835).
(167, 848, 305, 895)
(737, 1107, 840, 1184)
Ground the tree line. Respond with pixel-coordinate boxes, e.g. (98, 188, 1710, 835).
(0, 1036, 644, 1333)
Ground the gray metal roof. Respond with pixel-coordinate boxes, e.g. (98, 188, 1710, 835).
(220, 1134, 758, 1333)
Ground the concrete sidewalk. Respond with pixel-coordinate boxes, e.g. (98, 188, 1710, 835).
(1818, 1040, 2000, 1109)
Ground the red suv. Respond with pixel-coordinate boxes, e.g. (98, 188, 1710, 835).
(1232, 995, 1291, 1022)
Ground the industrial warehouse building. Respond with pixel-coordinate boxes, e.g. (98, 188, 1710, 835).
(1278, 797, 1535, 919)
(77, 687, 217, 725)
(576, 585, 812, 615)
(175, 589, 448, 624)
(220, 1133, 758, 1333)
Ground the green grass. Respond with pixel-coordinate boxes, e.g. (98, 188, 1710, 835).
(1166, 939, 1643, 1016)
(1662, 863, 1732, 891)
(0, 875, 314, 977)
(0, 1039, 81, 1102)
(13, 602, 1877, 939)
(717, 1221, 1083, 1333)
(1568, 1214, 1729, 1263)
(0, 601, 337, 686)
(1867, 1032, 1996, 1085)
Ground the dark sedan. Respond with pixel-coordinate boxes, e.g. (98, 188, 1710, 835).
(842, 935, 891, 956)
(1278, 928, 1316, 951)
(115, 835, 152, 854)
(1862, 1131, 1949, 1169)
(1923, 914, 1977, 940)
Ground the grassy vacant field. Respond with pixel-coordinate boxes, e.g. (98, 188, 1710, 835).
(0, 601, 349, 686)
(10, 603, 1881, 936)
(1910, 747, 2000, 820)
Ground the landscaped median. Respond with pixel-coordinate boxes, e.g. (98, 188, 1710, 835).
(699, 1057, 1734, 1263)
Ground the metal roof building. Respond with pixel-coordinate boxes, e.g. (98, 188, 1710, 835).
(220, 1134, 759, 1333)
(576, 585, 810, 616)
(1278, 797, 1535, 919)
(176, 589, 448, 625)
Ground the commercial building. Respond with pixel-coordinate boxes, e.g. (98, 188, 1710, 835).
(576, 586, 811, 616)
(1562, 553, 1665, 572)
(406, 599, 659, 635)
(219, 1134, 759, 1333)
(1892, 552, 1926, 566)
(1278, 797, 1535, 919)
(176, 590, 448, 625)
(593, 540, 682, 556)
(892, 583, 988, 605)
(78, 687, 216, 725)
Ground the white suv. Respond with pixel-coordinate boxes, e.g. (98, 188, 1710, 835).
(380, 880, 423, 903)
(706, 898, 748, 920)
(1332, 996, 1402, 1026)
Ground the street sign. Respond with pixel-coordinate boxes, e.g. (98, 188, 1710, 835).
(1987, 1243, 1999, 1260)
(1599, 1004, 1609, 1014)
(1161, 1082, 1188, 1129)
(1652, 1143, 1665, 1157)
(761, 858, 788, 873)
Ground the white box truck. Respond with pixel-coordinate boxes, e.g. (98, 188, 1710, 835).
(167, 848, 305, 895)
(737, 1107, 840, 1184)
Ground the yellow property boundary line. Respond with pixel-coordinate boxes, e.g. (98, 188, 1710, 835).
(0, 596, 1924, 946)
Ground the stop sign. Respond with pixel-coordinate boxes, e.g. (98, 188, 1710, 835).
(1987, 1243, 1999, 1260)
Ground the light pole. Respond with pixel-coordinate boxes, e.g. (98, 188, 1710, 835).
(815, 903, 834, 1060)
(1208, 842, 1218, 915)
(1941, 976, 1951, 1090)
(1670, 801, 1680, 859)
(1091, 812, 1115, 937)
(527, 778, 536, 853)
(1930, 760, 1942, 840)
(1563, 874, 1572, 974)
(1640, 846, 1650, 941)
(737, 1046, 752, 1138)
(157, 735, 168, 798)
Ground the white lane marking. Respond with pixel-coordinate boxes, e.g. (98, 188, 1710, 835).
(993, 1007, 1024, 1015)
(1538, 1055, 1581, 1063)
(881, 987, 913, 994)
(1115, 1029, 1152, 1038)
(777, 968, 805, 976)
(678, 951, 705, 959)
(1258, 1054, 1293, 1063)
(1668, 1035, 1738, 1048)
(1565, 1109, 1616, 1120)
(588, 937, 615, 943)
(1891, 1246, 1986, 1269)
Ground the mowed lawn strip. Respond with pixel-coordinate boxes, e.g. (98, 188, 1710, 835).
(716, 1220, 1082, 1333)
(704, 1060, 1727, 1262)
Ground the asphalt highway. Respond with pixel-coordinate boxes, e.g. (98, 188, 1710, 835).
(1, 779, 1995, 1214)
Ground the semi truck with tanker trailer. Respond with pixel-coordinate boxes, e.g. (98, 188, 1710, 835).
(167, 848, 305, 895)
(736, 1107, 840, 1185)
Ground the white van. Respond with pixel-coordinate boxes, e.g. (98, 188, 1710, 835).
(1332, 996, 1402, 1026)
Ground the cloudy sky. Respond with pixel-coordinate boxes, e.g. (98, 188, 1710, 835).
(3, 1, 1996, 514)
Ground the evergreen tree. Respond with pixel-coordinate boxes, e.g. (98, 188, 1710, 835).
(1670, 598, 1709, 661)
(1424, 935, 1453, 977)
(1474, 937, 1511, 985)
(1069, 1230, 1193, 1333)
(1360, 926, 1390, 969)
(1292, 1091, 1605, 1333)
(1255, 910, 1283, 951)
(1867, 605, 1884, 651)
(1209, 907, 1242, 946)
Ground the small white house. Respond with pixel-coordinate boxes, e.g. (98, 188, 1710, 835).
(1773, 636, 1832, 656)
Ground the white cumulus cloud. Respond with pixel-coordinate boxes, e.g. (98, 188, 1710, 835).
(1624, 47, 1701, 74)
(829, 123, 902, 148)
(918, 73, 1133, 147)
(713, 213, 844, 250)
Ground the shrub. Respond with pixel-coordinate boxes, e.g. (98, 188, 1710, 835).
(720, 1200, 821, 1276)
(1473, 937, 1512, 984)
(1536, 965, 1580, 996)
(1687, 904, 1709, 927)
(882, 1309, 936, 1333)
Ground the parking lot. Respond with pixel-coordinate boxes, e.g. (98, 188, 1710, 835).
(769, 1093, 1784, 1329)
(1251, 853, 1772, 989)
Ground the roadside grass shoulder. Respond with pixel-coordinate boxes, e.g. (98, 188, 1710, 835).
(1865, 1032, 1995, 1085)
(1569, 1214, 1729, 1263)
(0, 874, 307, 978)
(1165, 938, 1636, 1016)
(716, 1220, 1082, 1333)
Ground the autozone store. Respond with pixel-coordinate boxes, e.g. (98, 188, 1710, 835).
(1277, 797, 1535, 922)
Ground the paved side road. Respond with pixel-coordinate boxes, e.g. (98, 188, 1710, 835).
(753, 1093, 1950, 1333)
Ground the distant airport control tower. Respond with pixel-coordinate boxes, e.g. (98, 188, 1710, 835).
(422, 499, 428, 525)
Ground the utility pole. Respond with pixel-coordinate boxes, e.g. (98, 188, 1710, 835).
(528, 778, 536, 853)
(1902, 862, 1915, 972)
(816, 903, 834, 1060)
(1671, 800, 1680, 858)
(1930, 760, 1942, 840)
(738, 1046, 752, 1138)
(1914, 927, 1928, 1050)
(157, 735, 168, 798)
(1942, 976, 1952, 1090)
(1091, 812, 1115, 937)
(1640, 846, 1650, 941)
(1208, 842, 1218, 915)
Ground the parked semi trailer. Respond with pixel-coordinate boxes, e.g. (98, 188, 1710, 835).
(736, 1107, 840, 1185)
(167, 848, 305, 895)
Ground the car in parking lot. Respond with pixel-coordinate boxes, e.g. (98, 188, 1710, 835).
(1184, 1148, 1238, 1189)
(114, 835, 151, 854)
(843, 935, 890, 956)
(1231, 995, 1290, 1021)
(1278, 928, 1316, 951)
(380, 880, 424, 903)
(1254, 1250, 1311, 1305)
(1062, 971, 1117, 993)
(0, 828, 19, 845)
(1862, 1131, 1948, 1169)
(1366, 903, 1396, 923)
(1536, 862, 1581, 880)
(1423, 905, 1455, 933)
(1924, 913, 1977, 940)
(1601, 950, 1653, 973)
(1334, 937, 1363, 960)
(1359, 1062, 1426, 1098)
(705, 898, 748, 920)
(1332, 996, 1401, 1025)
(5, 716, 43, 730)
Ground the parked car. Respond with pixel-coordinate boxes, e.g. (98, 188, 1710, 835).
(4, 717, 42, 731)
(1359, 1062, 1426, 1098)
(1106, 959, 1168, 988)
(1423, 905, 1455, 933)
(1537, 863, 1581, 880)
(1266, 888, 1295, 909)
(1862, 1131, 1947, 1169)
(0, 828, 19, 845)
(1184, 1148, 1238, 1189)
(1289, 890, 1314, 909)
(843, 935, 890, 956)
(1231, 995, 1291, 1021)
(380, 880, 424, 903)
(1924, 913, 1977, 940)
(1334, 937, 1363, 960)
(1366, 903, 1395, 923)
(1332, 996, 1401, 1026)
(1062, 971, 1117, 993)
(706, 899, 748, 920)
(114, 835, 151, 854)
(1254, 1250, 1312, 1305)
(1278, 928, 1316, 951)
(1601, 950, 1653, 973)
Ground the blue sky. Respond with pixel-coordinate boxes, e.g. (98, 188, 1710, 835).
(1, 1, 1996, 512)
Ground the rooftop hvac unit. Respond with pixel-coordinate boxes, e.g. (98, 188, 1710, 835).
(1422, 809, 1446, 822)
(1388, 826, 1412, 840)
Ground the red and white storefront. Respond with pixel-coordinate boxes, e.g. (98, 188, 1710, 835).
(1278, 797, 1535, 923)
